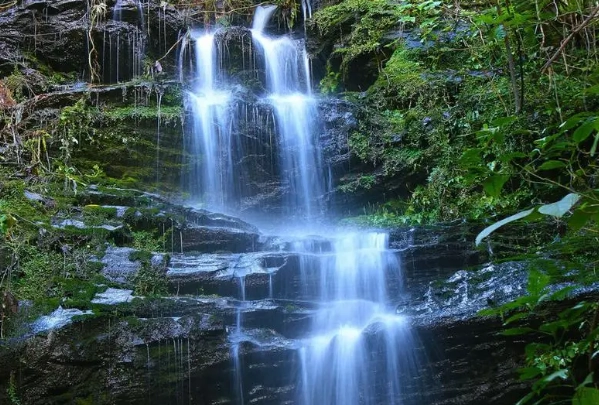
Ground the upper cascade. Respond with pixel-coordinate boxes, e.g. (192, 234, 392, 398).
(185, 4, 326, 221)
(252, 4, 277, 32)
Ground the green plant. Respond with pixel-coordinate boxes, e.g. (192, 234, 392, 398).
(8, 371, 21, 405)
(479, 267, 599, 405)
(131, 230, 163, 252)
(132, 261, 167, 296)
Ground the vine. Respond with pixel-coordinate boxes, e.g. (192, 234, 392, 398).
(86, 0, 107, 83)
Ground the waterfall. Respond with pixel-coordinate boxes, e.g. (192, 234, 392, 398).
(183, 5, 417, 404)
(252, 6, 322, 218)
(187, 5, 324, 218)
(187, 31, 233, 209)
(295, 233, 415, 405)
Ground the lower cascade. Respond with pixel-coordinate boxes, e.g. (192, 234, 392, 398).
(227, 232, 416, 405)
(295, 233, 415, 405)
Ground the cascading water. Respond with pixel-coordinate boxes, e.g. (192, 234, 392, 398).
(183, 5, 418, 404)
(186, 5, 324, 218)
(295, 233, 416, 405)
(187, 31, 233, 209)
(251, 5, 322, 218)
(105, 0, 146, 83)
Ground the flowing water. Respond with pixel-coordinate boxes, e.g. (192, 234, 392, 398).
(184, 5, 416, 404)
(186, 5, 324, 218)
(105, 0, 146, 83)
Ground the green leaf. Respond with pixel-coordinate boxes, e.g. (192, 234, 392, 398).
(491, 116, 517, 127)
(498, 151, 526, 163)
(583, 84, 599, 95)
(483, 174, 510, 198)
(539, 319, 570, 334)
(576, 373, 594, 390)
(538, 193, 581, 217)
(538, 160, 566, 170)
(398, 15, 416, 23)
(501, 327, 535, 336)
(515, 392, 535, 405)
(528, 268, 550, 297)
(519, 367, 542, 381)
(572, 118, 597, 143)
(558, 113, 591, 134)
(590, 133, 599, 157)
(475, 208, 535, 246)
(573, 387, 599, 405)
(504, 312, 529, 325)
(568, 209, 589, 232)
(549, 286, 575, 301)
(459, 148, 483, 166)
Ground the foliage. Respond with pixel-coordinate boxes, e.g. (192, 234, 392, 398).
(311, 0, 402, 75)
(131, 230, 164, 252)
(7, 371, 20, 405)
(479, 265, 599, 405)
(99, 105, 183, 124)
(320, 0, 599, 224)
(132, 261, 167, 296)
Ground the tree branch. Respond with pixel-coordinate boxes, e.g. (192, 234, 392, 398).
(541, 4, 599, 74)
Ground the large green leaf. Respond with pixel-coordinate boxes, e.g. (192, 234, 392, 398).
(573, 387, 599, 405)
(459, 148, 482, 166)
(483, 174, 510, 198)
(572, 118, 597, 143)
(538, 160, 566, 171)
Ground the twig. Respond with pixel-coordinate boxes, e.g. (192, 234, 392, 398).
(541, 4, 599, 74)
(156, 32, 187, 63)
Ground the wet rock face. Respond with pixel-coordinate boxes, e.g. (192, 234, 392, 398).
(0, 209, 580, 405)
(0, 308, 233, 405)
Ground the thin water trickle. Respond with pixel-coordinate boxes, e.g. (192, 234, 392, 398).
(155, 89, 163, 186)
(107, 0, 146, 83)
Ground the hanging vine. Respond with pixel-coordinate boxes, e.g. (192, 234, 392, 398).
(87, 0, 107, 83)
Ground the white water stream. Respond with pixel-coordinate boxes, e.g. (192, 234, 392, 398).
(185, 5, 415, 404)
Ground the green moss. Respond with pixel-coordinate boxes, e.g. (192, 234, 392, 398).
(99, 105, 183, 123)
(82, 205, 119, 225)
(311, 0, 402, 75)
(128, 249, 153, 262)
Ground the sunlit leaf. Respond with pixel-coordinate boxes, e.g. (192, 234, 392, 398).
(538, 193, 581, 217)
(475, 208, 535, 246)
